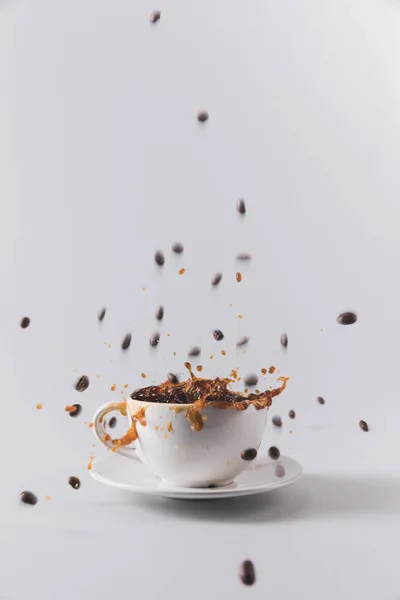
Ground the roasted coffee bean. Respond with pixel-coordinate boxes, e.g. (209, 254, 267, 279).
(197, 110, 209, 123)
(121, 333, 132, 350)
(150, 332, 160, 347)
(167, 373, 179, 384)
(317, 396, 325, 405)
(275, 464, 286, 478)
(240, 448, 258, 461)
(244, 374, 258, 387)
(268, 446, 280, 460)
(240, 560, 255, 586)
(237, 198, 246, 215)
(20, 491, 38, 505)
(211, 273, 223, 286)
(154, 250, 165, 266)
(280, 332, 288, 348)
(108, 416, 117, 428)
(155, 305, 164, 320)
(75, 375, 89, 392)
(20, 317, 30, 329)
(288, 409, 296, 419)
(272, 415, 282, 427)
(359, 420, 369, 432)
(150, 10, 161, 23)
(337, 312, 357, 325)
(236, 253, 252, 260)
(188, 346, 201, 357)
(213, 329, 224, 341)
(171, 242, 184, 253)
(97, 307, 106, 322)
(68, 476, 81, 490)
(236, 336, 249, 347)
(69, 404, 82, 418)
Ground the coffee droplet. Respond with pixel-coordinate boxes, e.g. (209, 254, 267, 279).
(98, 307, 106, 322)
(20, 491, 38, 505)
(337, 312, 357, 325)
(172, 242, 184, 253)
(241, 448, 257, 461)
(167, 373, 179, 384)
(268, 446, 280, 460)
(288, 409, 296, 419)
(154, 250, 165, 266)
(188, 346, 201, 357)
(240, 560, 255, 586)
(236, 198, 246, 215)
(20, 317, 30, 329)
(280, 332, 288, 348)
(155, 305, 164, 320)
(236, 336, 249, 347)
(68, 404, 82, 417)
(272, 415, 282, 427)
(244, 374, 258, 387)
(211, 273, 223, 286)
(108, 416, 117, 428)
(236, 272, 243, 282)
(317, 396, 325, 405)
(359, 420, 369, 432)
(68, 476, 81, 490)
(236, 253, 252, 260)
(213, 329, 224, 341)
(150, 10, 161, 23)
(75, 375, 89, 392)
(275, 464, 286, 478)
(150, 332, 160, 347)
(197, 110, 209, 123)
(121, 333, 132, 350)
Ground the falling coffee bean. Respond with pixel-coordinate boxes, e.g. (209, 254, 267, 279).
(150, 332, 160, 347)
(275, 464, 286, 478)
(359, 420, 369, 432)
(171, 242, 184, 253)
(213, 329, 224, 341)
(337, 311, 357, 325)
(75, 375, 89, 392)
(155, 305, 164, 320)
(154, 250, 165, 266)
(244, 374, 258, 387)
(20, 317, 30, 329)
(211, 273, 223, 286)
(272, 415, 282, 427)
(188, 346, 201, 357)
(68, 404, 82, 418)
(121, 333, 132, 350)
(68, 476, 81, 490)
(20, 491, 38, 505)
(317, 396, 325, 405)
(240, 560, 255, 586)
(236, 198, 246, 215)
(288, 410, 296, 419)
(268, 446, 280, 460)
(167, 373, 179, 384)
(240, 448, 258, 461)
(236, 253, 252, 260)
(97, 307, 106, 322)
(197, 110, 209, 123)
(150, 10, 161, 23)
(236, 336, 249, 347)
(108, 416, 117, 428)
(280, 333, 288, 348)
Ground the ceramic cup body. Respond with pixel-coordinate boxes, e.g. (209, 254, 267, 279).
(93, 398, 268, 488)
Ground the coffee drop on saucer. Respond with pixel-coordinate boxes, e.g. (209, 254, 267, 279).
(213, 329, 224, 341)
(167, 373, 179, 384)
(154, 250, 165, 266)
(268, 446, 280, 460)
(359, 420, 369, 432)
(211, 273, 223, 286)
(150, 332, 160, 347)
(155, 305, 164, 320)
(236, 198, 246, 215)
(97, 307, 106, 322)
(68, 476, 81, 490)
(244, 374, 258, 387)
(280, 332, 288, 348)
(172, 242, 184, 253)
(188, 346, 201, 357)
(20, 491, 38, 505)
(272, 415, 282, 427)
(121, 333, 132, 350)
(275, 464, 286, 478)
(75, 375, 89, 392)
(240, 560, 255, 586)
(240, 448, 258, 461)
(337, 312, 357, 325)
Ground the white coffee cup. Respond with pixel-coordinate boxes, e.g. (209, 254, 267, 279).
(92, 396, 268, 488)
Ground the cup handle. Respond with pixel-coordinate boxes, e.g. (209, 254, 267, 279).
(92, 402, 136, 460)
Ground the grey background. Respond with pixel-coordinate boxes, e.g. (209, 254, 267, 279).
(1, 0, 400, 598)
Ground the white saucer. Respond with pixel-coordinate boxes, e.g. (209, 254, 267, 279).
(90, 451, 303, 500)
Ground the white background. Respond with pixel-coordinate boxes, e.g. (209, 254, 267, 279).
(1, 0, 400, 598)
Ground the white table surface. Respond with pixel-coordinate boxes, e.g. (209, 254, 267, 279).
(1, 1, 400, 598)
